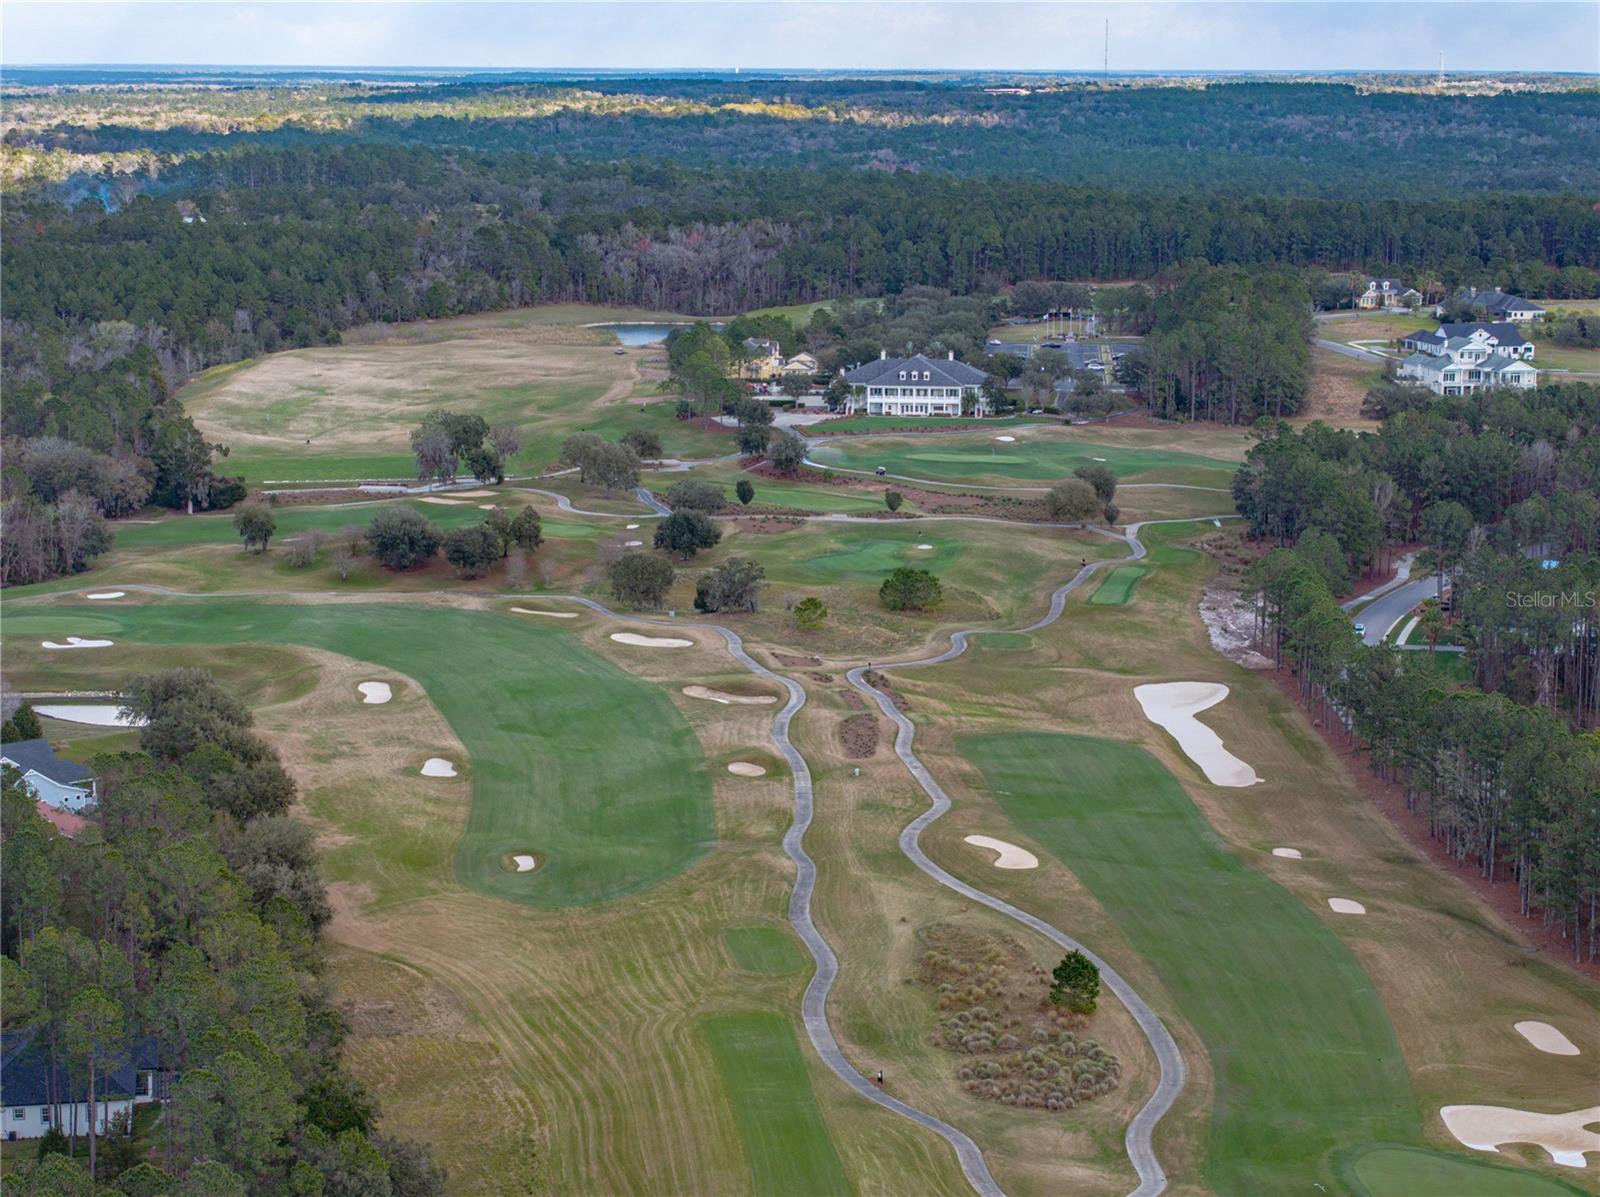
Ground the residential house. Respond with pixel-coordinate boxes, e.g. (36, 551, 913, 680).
(1357, 278, 1422, 310)
(2, 1029, 162, 1140)
(740, 338, 785, 380)
(1397, 338, 1537, 396)
(842, 352, 990, 417)
(0, 739, 96, 812)
(1452, 288, 1546, 322)
(1401, 323, 1535, 360)
(779, 351, 819, 377)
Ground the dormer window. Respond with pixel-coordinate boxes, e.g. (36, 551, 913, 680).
(898, 371, 907, 380)
(923, 371, 931, 381)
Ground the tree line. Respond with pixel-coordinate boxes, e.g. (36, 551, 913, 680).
(1, 669, 445, 1194)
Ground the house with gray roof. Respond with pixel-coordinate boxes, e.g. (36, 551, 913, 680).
(1358, 278, 1422, 310)
(2, 1028, 161, 1140)
(1451, 289, 1546, 323)
(0, 738, 96, 812)
(841, 351, 991, 417)
(1404, 323, 1535, 360)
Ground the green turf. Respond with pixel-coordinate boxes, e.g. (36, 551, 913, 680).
(4, 603, 713, 907)
(644, 470, 917, 516)
(723, 927, 809, 976)
(1343, 1145, 1589, 1197)
(1088, 565, 1149, 605)
(809, 415, 1030, 436)
(808, 434, 1233, 487)
(957, 731, 1418, 1192)
(699, 1011, 852, 1197)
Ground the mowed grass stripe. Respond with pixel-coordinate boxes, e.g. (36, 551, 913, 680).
(723, 926, 808, 975)
(1089, 565, 1149, 605)
(956, 731, 1419, 1192)
(700, 1011, 853, 1197)
(14, 602, 713, 906)
(1342, 1145, 1591, 1197)
(809, 434, 1234, 486)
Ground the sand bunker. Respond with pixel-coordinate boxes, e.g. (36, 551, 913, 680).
(417, 496, 468, 505)
(1515, 1021, 1580, 1056)
(1092, 456, 1108, 462)
(1440, 1104, 1599, 1168)
(683, 685, 777, 706)
(626, 523, 641, 529)
(420, 758, 458, 777)
(1328, 898, 1366, 915)
(624, 540, 643, 547)
(448, 489, 496, 498)
(963, 835, 1039, 869)
(510, 607, 577, 618)
(42, 637, 114, 650)
(994, 435, 1016, 442)
(86, 591, 125, 600)
(1133, 682, 1262, 787)
(610, 632, 693, 648)
(357, 682, 392, 704)
(478, 503, 498, 510)
(916, 543, 934, 550)
(32, 704, 144, 728)
(1272, 848, 1303, 859)
(727, 762, 768, 777)
(511, 854, 538, 872)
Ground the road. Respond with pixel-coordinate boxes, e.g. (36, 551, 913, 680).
(1357, 574, 1439, 645)
(1314, 337, 1388, 364)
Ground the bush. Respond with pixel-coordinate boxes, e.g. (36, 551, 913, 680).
(769, 430, 807, 473)
(665, 479, 726, 512)
(879, 567, 942, 611)
(793, 596, 828, 630)
(736, 479, 755, 505)
(366, 508, 441, 570)
(620, 428, 662, 460)
(287, 532, 322, 568)
(1045, 478, 1101, 522)
(654, 510, 722, 558)
(442, 525, 500, 578)
(608, 554, 675, 609)
(884, 490, 903, 512)
(1072, 463, 1117, 505)
(694, 558, 765, 613)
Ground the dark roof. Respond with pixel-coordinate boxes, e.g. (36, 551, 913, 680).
(1402, 330, 1446, 346)
(843, 353, 988, 388)
(1437, 322, 1530, 345)
(0, 739, 93, 787)
(1, 1029, 158, 1105)
(1455, 289, 1545, 316)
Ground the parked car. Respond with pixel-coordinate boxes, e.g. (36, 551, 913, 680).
(1353, 623, 1367, 638)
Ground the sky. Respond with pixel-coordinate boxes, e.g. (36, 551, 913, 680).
(3, 1, 1597, 74)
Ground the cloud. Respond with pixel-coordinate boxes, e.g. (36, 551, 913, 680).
(3, 1, 1595, 72)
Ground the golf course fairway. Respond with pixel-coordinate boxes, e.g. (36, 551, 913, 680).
(957, 731, 1420, 1192)
(3, 602, 713, 907)
(1342, 1145, 1591, 1197)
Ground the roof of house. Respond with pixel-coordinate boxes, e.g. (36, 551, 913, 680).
(843, 353, 988, 388)
(1481, 356, 1536, 375)
(1, 1029, 158, 1106)
(1437, 322, 1530, 345)
(1402, 330, 1447, 346)
(1400, 352, 1444, 371)
(1367, 278, 1412, 291)
(0, 739, 94, 787)
(743, 337, 780, 353)
(1457, 289, 1545, 316)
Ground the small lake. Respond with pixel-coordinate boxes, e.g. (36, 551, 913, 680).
(591, 322, 723, 346)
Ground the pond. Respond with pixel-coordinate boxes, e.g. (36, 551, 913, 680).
(591, 322, 723, 345)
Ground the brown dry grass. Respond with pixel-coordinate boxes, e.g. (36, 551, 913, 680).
(1300, 346, 1385, 430)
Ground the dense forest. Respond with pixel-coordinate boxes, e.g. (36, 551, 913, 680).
(6, 76, 1600, 197)
(1, 672, 444, 1194)
(1235, 382, 1600, 961)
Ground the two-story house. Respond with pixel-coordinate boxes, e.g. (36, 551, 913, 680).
(841, 351, 990, 417)
(1401, 323, 1535, 360)
(740, 337, 785, 380)
(1397, 336, 1538, 396)
(1357, 278, 1422, 310)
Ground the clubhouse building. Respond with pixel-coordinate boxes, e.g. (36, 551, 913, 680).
(841, 351, 990, 417)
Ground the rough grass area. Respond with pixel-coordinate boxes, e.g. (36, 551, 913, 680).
(957, 730, 1418, 1192)
(1301, 346, 1385, 430)
(3, 602, 714, 906)
(1088, 565, 1148, 605)
(1342, 1145, 1590, 1197)
(723, 927, 808, 975)
(699, 1011, 853, 1197)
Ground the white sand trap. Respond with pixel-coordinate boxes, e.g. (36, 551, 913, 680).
(1328, 897, 1366, 914)
(357, 681, 392, 705)
(1272, 848, 1303, 859)
(511, 854, 538, 872)
(1092, 456, 1107, 462)
(626, 523, 641, 529)
(727, 761, 768, 777)
(611, 632, 693, 648)
(42, 637, 114, 650)
(964, 835, 1039, 869)
(1440, 1104, 1600, 1168)
(33, 704, 145, 728)
(417, 496, 467, 505)
(510, 607, 578, 618)
(420, 758, 457, 777)
(994, 435, 1016, 442)
(449, 489, 496, 498)
(624, 540, 643, 547)
(86, 591, 125, 600)
(1134, 682, 1262, 787)
(916, 543, 934, 550)
(682, 685, 778, 706)
(478, 503, 498, 510)
(1515, 1021, 1581, 1056)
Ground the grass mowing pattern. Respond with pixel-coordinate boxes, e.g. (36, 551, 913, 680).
(809, 434, 1233, 486)
(699, 1011, 853, 1197)
(956, 731, 1419, 1191)
(7, 603, 712, 907)
(1342, 1146, 1590, 1197)
(723, 927, 808, 975)
(109, 500, 576, 550)
(1088, 565, 1149, 605)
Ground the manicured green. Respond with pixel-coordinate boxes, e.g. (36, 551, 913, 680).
(3, 603, 713, 907)
(809, 434, 1233, 487)
(218, 451, 420, 485)
(957, 731, 1418, 1192)
(644, 469, 917, 515)
(723, 927, 808, 976)
(1343, 1146, 1588, 1197)
(699, 1011, 852, 1197)
(1089, 565, 1149, 605)
(808, 415, 1030, 436)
